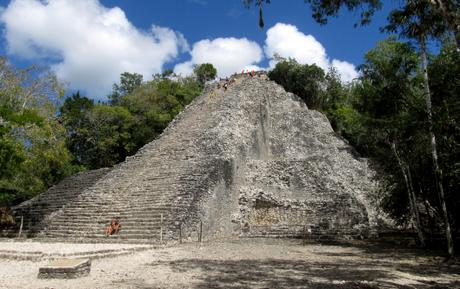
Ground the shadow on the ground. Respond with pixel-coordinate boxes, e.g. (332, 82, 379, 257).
(145, 255, 459, 289)
(118, 240, 460, 289)
(148, 258, 389, 288)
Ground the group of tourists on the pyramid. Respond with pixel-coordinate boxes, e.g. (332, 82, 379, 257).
(217, 77, 235, 91)
(217, 69, 263, 91)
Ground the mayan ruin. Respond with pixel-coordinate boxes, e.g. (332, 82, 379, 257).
(1, 1, 459, 288)
(8, 74, 383, 242)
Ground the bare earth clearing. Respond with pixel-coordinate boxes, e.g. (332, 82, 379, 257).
(0, 239, 459, 289)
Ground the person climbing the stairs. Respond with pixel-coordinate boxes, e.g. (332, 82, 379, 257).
(105, 218, 121, 237)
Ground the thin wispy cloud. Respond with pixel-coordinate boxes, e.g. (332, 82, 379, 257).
(187, 0, 207, 6)
(227, 7, 244, 19)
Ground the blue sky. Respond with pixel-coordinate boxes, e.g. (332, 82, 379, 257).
(0, 0, 393, 99)
(97, 0, 391, 65)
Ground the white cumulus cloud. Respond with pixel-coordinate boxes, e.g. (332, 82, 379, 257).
(174, 37, 263, 78)
(331, 59, 359, 82)
(264, 23, 358, 82)
(0, 0, 189, 98)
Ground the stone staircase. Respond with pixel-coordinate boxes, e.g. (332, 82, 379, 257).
(10, 74, 386, 242)
(11, 81, 239, 242)
(11, 168, 111, 237)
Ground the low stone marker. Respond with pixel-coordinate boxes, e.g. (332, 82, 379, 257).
(38, 258, 91, 279)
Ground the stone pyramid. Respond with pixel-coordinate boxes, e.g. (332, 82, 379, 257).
(11, 74, 384, 242)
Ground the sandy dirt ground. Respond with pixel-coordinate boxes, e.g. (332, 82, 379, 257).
(0, 241, 151, 255)
(0, 239, 459, 289)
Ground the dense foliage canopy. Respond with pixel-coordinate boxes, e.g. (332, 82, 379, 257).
(0, 58, 80, 206)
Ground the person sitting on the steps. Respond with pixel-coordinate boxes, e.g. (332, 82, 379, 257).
(105, 218, 121, 236)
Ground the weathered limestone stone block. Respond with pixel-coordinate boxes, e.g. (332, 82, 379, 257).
(38, 258, 91, 279)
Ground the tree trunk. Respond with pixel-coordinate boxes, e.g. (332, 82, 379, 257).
(420, 35, 454, 258)
(407, 168, 425, 247)
(391, 142, 426, 247)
